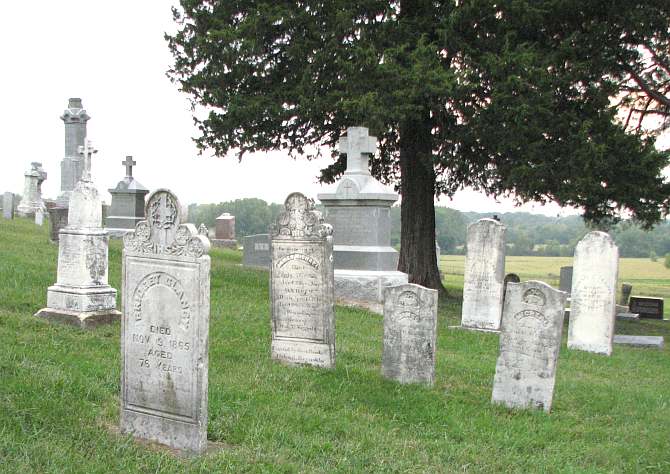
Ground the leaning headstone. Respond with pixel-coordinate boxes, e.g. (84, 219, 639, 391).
(461, 218, 506, 331)
(491, 281, 567, 412)
(57, 98, 90, 206)
(270, 192, 335, 368)
(35, 140, 121, 328)
(620, 283, 633, 306)
(559, 266, 573, 294)
(2, 192, 14, 219)
(242, 233, 271, 269)
(34, 207, 45, 226)
(567, 232, 618, 355)
(382, 284, 438, 385)
(17, 162, 47, 217)
(105, 156, 149, 237)
(211, 213, 237, 248)
(629, 296, 664, 319)
(120, 189, 211, 454)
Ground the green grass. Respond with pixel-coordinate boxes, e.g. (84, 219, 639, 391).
(0, 217, 669, 472)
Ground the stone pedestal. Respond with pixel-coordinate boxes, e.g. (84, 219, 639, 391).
(106, 180, 149, 237)
(317, 127, 407, 312)
(56, 98, 90, 207)
(211, 213, 237, 248)
(17, 162, 47, 217)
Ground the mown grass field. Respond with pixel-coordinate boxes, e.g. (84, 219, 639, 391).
(1, 217, 669, 472)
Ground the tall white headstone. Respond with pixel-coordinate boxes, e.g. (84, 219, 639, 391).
(461, 218, 506, 331)
(568, 231, 619, 355)
(120, 189, 211, 454)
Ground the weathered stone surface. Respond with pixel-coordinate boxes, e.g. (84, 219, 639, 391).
(270, 192, 335, 368)
(461, 218, 506, 331)
(620, 283, 633, 305)
(47, 207, 69, 243)
(242, 234, 271, 269)
(215, 213, 235, 239)
(198, 223, 208, 236)
(2, 192, 14, 219)
(492, 281, 567, 412)
(568, 232, 618, 356)
(559, 266, 573, 294)
(382, 284, 438, 385)
(614, 335, 664, 348)
(120, 189, 211, 454)
(57, 98, 90, 206)
(629, 296, 664, 319)
(503, 273, 521, 309)
(616, 312, 639, 321)
(35, 140, 120, 328)
(34, 208, 45, 226)
(334, 269, 408, 314)
(17, 162, 47, 217)
(106, 156, 149, 236)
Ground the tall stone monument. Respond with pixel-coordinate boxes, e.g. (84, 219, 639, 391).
(317, 127, 407, 313)
(106, 156, 149, 237)
(270, 192, 335, 368)
(460, 218, 506, 331)
(211, 213, 237, 248)
(57, 98, 90, 206)
(35, 140, 121, 328)
(491, 281, 567, 412)
(17, 162, 47, 217)
(120, 189, 211, 454)
(382, 283, 438, 385)
(568, 232, 619, 355)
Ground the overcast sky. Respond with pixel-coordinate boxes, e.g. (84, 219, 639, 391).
(1, 1, 666, 217)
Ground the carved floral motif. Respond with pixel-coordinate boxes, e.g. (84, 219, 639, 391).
(270, 192, 333, 240)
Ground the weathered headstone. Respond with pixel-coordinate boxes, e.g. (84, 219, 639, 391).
(382, 284, 438, 385)
(620, 283, 633, 306)
(317, 127, 407, 313)
(461, 218, 506, 331)
(57, 98, 90, 206)
(2, 192, 14, 219)
(559, 266, 573, 294)
(567, 232, 618, 355)
(270, 192, 335, 368)
(35, 140, 121, 328)
(211, 213, 237, 248)
(503, 273, 521, 306)
(120, 188, 211, 454)
(629, 296, 664, 319)
(34, 207, 45, 226)
(106, 156, 149, 237)
(242, 233, 271, 269)
(17, 162, 47, 217)
(491, 281, 567, 412)
(198, 223, 208, 236)
(47, 206, 69, 243)
(613, 335, 664, 349)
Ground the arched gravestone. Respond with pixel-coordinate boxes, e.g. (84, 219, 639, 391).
(503, 273, 521, 308)
(270, 192, 336, 368)
(120, 189, 211, 454)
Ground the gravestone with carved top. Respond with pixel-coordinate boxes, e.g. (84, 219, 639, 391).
(317, 127, 408, 313)
(35, 140, 121, 328)
(17, 162, 47, 217)
(491, 281, 567, 412)
(106, 155, 149, 237)
(270, 192, 336, 368)
(120, 188, 211, 454)
(382, 284, 438, 385)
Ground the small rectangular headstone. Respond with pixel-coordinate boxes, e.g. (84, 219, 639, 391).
(34, 208, 45, 226)
(382, 284, 438, 385)
(613, 335, 664, 349)
(629, 296, 664, 319)
(120, 189, 211, 454)
(2, 192, 14, 219)
(270, 193, 335, 368)
(492, 281, 567, 412)
(242, 233, 271, 268)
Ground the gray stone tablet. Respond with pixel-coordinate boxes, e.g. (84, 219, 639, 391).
(382, 284, 438, 385)
(243, 233, 271, 268)
(492, 281, 567, 412)
(2, 192, 14, 219)
(629, 296, 664, 319)
(559, 266, 573, 294)
(270, 192, 335, 368)
(120, 189, 211, 454)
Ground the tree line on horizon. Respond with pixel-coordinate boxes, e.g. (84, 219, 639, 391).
(188, 198, 670, 259)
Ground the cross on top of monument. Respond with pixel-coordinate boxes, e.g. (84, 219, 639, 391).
(122, 156, 136, 178)
(338, 126, 377, 176)
(78, 139, 97, 182)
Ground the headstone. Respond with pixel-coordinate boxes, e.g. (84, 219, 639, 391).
(613, 335, 664, 349)
(382, 284, 438, 385)
(567, 232, 618, 355)
(270, 192, 335, 368)
(2, 192, 14, 219)
(35, 140, 121, 328)
(559, 266, 573, 294)
(120, 188, 211, 454)
(491, 281, 567, 412)
(503, 273, 521, 306)
(435, 240, 441, 268)
(105, 156, 149, 237)
(34, 207, 45, 226)
(47, 207, 69, 243)
(629, 296, 664, 319)
(211, 213, 237, 249)
(17, 162, 47, 217)
(317, 127, 407, 313)
(620, 283, 633, 305)
(242, 233, 271, 269)
(57, 98, 90, 206)
(460, 218, 506, 331)
(198, 223, 208, 236)
(616, 312, 639, 321)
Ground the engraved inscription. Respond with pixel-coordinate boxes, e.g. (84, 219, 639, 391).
(132, 272, 192, 330)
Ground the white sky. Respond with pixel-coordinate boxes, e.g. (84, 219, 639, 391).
(0, 1, 666, 217)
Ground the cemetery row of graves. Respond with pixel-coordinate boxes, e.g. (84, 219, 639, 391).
(1, 100, 668, 470)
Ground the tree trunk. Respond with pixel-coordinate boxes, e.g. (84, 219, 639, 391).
(397, 115, 445, 293)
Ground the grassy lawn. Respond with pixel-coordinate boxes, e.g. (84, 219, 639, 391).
(0, 217, 668, 472)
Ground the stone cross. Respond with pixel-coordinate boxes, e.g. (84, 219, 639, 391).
(338, 127, 377, 175)
(78, 139, 97, 182)
(122, 156, 136, 178)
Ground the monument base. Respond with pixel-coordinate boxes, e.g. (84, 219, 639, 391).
(35, 307, 121, 329)
(35, 284, 120, 328)
(334, 269, 408, 314)
(210, 239, 237, 249)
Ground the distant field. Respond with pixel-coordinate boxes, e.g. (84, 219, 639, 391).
(440, 255, 670, 317)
